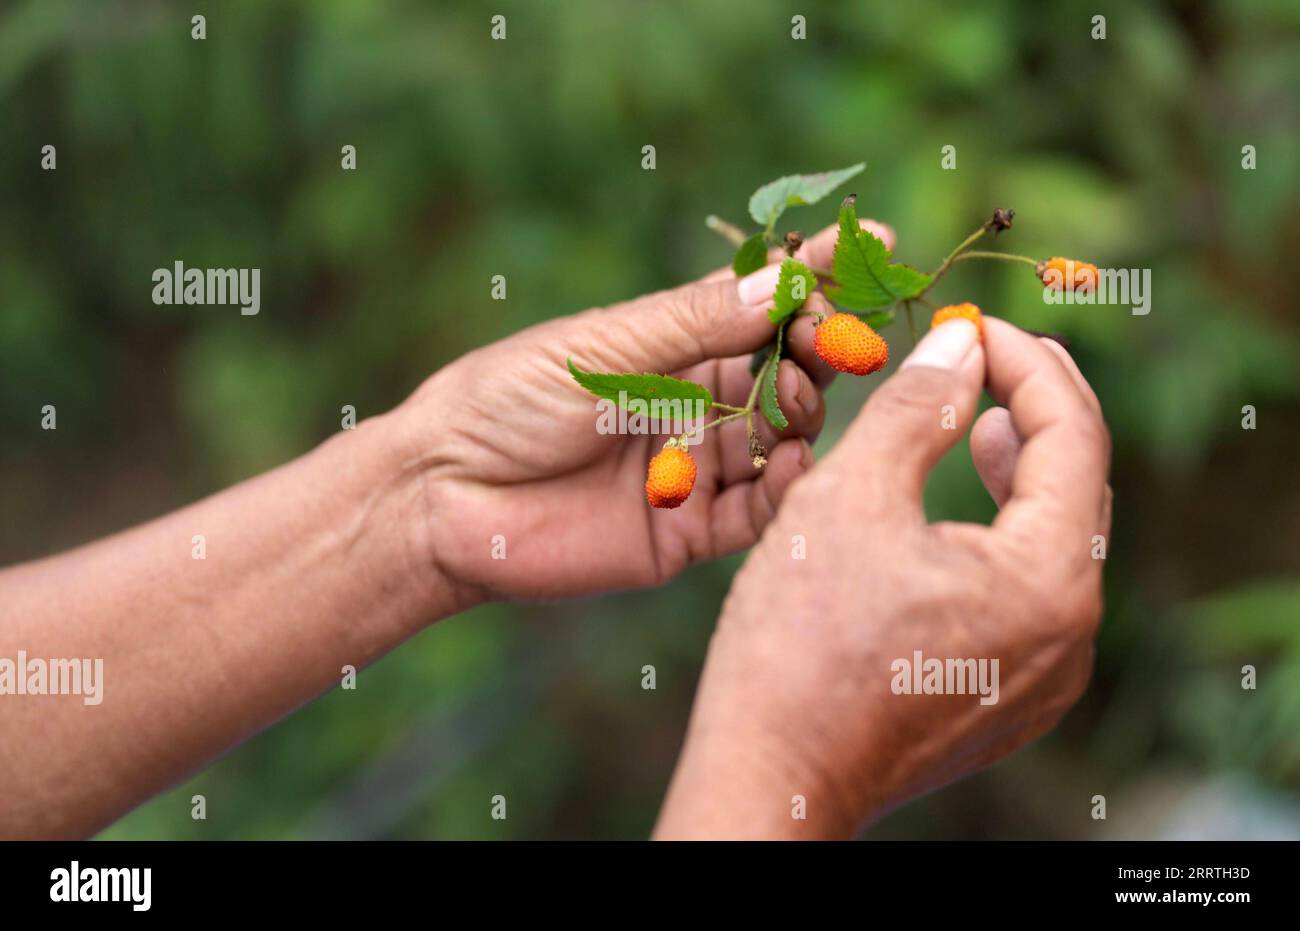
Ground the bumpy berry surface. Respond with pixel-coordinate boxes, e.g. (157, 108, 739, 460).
(930, 302, 984, 339)
(645, 446, 697, 509)
(1039, 256, 1098, 292)
(813, 312, 889, 376)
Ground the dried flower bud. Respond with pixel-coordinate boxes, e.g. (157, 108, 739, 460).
(988, 207, 1015, 235)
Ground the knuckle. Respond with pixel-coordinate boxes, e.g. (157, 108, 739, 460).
(665, 284, 725, 349)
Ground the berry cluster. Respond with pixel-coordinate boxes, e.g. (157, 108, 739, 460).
(568, 166, 1095, 509)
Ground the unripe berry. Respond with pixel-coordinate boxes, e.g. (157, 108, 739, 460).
(813, 312, 889, 376)
(1037, 257, 1098, 293)
(645, 444, 697, 509)
(930, 302, 984, 339)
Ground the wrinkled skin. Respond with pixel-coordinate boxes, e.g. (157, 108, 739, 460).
(656, 317, 1113, 837)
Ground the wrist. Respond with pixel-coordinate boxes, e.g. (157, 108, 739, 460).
(319, 404, 486, 628)
(655, 647, 878, 841)
(656, 721, 861, 839)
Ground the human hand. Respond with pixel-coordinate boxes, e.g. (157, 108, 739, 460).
(655, 316, 1112, 838)
(393, 220, 896, 604)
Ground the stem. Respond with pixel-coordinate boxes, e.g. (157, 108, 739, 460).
(952, 251, 1039, 268)
(904, 300, 919, 346)
(919, 223, 989, 298)
(940, 226, 990, 269)
(705, 215, 748, 249)
(746, 347, 776, 411)
(677, 410, 747, 442)
(679, 338, 782, 443)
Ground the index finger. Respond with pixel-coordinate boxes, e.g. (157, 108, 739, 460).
(982, 317, 1111, 554)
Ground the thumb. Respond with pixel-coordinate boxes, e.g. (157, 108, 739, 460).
(838, 318, 984, 514)
(589, 264, 782, 374)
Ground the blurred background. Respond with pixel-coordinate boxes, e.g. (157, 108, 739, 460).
(1, 0, 1298, 839)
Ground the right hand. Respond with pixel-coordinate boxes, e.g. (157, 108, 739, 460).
(656, 316, 1112, 838)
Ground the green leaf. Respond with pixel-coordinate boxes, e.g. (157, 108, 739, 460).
(825, 197, 931, 310)
(769, 259, 817, 324)
(732, 233, 768, 276)
(747, 163, 866, 228)
(759, 328, 788, 431)
(567, 359, 713, 411)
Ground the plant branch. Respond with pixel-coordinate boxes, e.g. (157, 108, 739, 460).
(952, 251, 1039, 268)
(919, 223, 989, 298)
(705, 215, 749, 248)
(747, 344, 778, 411)
(680, 337, 781, 443)
(678, 410, 747, 442)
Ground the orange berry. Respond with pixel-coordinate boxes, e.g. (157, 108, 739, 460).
(930, 302, 984, 340)
(645, 444, 697, 509)
(813, 312, 889, 376)
(1037, 257, 1098, 293)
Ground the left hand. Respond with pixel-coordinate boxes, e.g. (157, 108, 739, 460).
(392, 221, 894, 602)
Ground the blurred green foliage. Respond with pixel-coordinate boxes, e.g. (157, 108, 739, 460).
(1, 0, 1298, 838)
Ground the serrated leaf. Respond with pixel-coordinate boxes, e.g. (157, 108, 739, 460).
(825, 197, 931, 310)
(860, 309, 896, 329)
(759, 328, 788, 431)
(732, 233, 768, 276)
(747, 162, 866, 228)
(567, 359, 713, 412)
(769, 259, 817, 324)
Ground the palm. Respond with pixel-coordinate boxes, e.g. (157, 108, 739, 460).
(419, 336, 756, 600)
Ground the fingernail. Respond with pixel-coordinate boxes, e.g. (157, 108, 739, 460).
(901, 318, 978, 371)
(737, 263, 780, 306)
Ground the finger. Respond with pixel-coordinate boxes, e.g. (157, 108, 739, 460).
(579, 218, 894, 400)
(833, 318, 985, 520)
(1038, 337, 1102, 416)
(572, 273, 783, 375)
(972, 398, 1114, 534)
(750, 359, 826, 449)
(784, 293, 840, 389)
(714, 358, 825, 486)
(707, 439, 814, 554)
(1038, 338, 1114, 534)
(982, 317, 1111, 551)
(970, 406, 1020, 507)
